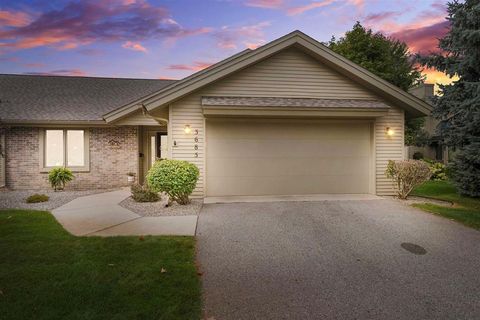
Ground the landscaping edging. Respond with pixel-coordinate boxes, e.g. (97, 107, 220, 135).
(0, 189, 115, 211)
(383, 195, 454, 207)
(119, 196, 203, 217)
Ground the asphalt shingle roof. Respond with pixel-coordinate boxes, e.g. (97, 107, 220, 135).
(0, 74, 176, 122)
(201, 96, 390, 109)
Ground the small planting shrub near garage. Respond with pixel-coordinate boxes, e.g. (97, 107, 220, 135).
(48, 167, 74, 191)
(147, 159, 199, 205)
(25, 194, 49, 203)
(422, 160, 448, 181)
(130, 184, 160, 202)
(385, 160, 432, 199)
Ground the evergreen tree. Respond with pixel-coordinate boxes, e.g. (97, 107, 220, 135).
(417, 0, 480, 196)
(328, 22, 427, 146)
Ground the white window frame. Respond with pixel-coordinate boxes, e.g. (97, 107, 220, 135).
(39, 129, 90, 172)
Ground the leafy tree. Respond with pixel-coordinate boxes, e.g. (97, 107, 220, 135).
(328, 22, 424, 91)
(417, 0, 480, 197)
(328, 22, 427, 146)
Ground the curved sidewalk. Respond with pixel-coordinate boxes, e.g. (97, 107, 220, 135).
(52, 189, 197, 236)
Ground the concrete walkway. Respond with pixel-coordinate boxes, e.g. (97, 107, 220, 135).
(52, 189, 197, 236)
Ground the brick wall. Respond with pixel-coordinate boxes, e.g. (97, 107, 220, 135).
(5, 126, 138, 190)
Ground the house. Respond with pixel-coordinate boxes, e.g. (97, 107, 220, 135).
(0, 31, 431, 197)
(407, 83, 449, 163)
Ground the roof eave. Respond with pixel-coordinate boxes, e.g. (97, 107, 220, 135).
(0, 119, 110, 126)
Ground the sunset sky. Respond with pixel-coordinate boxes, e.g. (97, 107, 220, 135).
(0, 0, 453, 86)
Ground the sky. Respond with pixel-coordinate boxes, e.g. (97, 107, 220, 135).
(0, 0, 453, 86)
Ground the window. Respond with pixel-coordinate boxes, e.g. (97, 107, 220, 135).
(41, 129, 89, 171)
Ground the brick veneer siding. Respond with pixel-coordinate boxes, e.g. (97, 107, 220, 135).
(4, 126, 138, 190)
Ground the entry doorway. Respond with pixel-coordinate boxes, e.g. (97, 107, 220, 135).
(141, 129, 168, 183)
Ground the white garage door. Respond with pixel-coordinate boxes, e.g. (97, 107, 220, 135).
(206, 119, 372, 197)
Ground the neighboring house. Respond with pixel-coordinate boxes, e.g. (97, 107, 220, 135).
(0, 31, 431, 196)
(407, 83, 449, 163)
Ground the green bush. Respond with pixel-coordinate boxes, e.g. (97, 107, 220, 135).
(48, 167, 74, 191)
(147, 159, 199, 205)
(25, 194, 49, 203)
(426, 161, 448, 181)
(130, 184, 160, 202)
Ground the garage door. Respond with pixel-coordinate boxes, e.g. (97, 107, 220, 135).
(206, 119, 372, 196)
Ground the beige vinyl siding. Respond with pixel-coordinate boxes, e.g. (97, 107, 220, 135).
(202, 48, 378, 100)
(170, 93, 205, 197)
(375, 106, 405, 195)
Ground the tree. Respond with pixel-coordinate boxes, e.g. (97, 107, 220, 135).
(328, 22, 427, 146)
(417, 0, 480, 197)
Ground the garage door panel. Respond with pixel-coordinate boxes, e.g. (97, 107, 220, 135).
(207, 120, 370, 140)
(207, 138, 371, 158)
(207, 156, 370, 178)
(207, 174, 370, 196)
(206, 119, 372, 196)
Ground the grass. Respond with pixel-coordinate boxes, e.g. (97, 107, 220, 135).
(411, 180, 480, 230)
(0, 209, 201, 320)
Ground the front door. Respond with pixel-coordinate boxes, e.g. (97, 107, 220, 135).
(143, 130, 168, 180)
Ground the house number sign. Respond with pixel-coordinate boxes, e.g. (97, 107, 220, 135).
(194, 129, 199, 158)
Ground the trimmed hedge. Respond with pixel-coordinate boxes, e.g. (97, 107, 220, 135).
(147, 160, 199, 205)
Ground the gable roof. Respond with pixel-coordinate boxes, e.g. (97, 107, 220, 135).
(0, 74, 175, 124)
(121, 30, 431, 119)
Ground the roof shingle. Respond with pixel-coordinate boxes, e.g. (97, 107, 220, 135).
(201, 96, 390, 109)
(0, 74, 176, 122)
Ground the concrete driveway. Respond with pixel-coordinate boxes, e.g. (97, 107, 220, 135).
(196, 199, 480, 320)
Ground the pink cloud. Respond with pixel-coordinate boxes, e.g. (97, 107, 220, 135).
(348, 0, 365, 10)
(0, 0, 211, 52)
(363, 11, 401, 24)
(244, 40, 265, 49)
(167, 61, 213, 71)
(122, 41, 147, 52)
(390, 20, 449, 54)
(24, 62, 45, 67)
(0, 56, 20, 62)
(213, 21, 270, 50)
(23, 69, 87, 76)
(244, 0, 284, 9)
(0, 9, 32, 27)
(287, 0, 336, 16)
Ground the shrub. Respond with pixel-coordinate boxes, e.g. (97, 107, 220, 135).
(385, 160, 432, 199)
(130, 184, 159, 202)
(48, 167, 74, 191)
(26, 194, 49, 203)
(424, 161, 448, 181)
(147, 159, 199, 205)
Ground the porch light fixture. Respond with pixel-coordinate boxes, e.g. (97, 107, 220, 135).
(386, 127, 395, 136)
(184, 125, 192, 134)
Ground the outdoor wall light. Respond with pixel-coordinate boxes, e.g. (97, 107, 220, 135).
(184, 124, 192, 134)
(386, 127, 395, 136)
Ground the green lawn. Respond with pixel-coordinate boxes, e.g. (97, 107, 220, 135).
(412, 180, 480, 230)
(0, 210, 201, 320)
